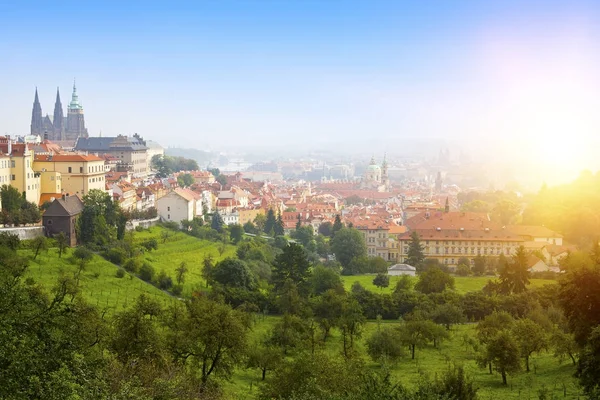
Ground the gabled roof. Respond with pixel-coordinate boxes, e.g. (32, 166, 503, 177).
(43, 195, 84, 217)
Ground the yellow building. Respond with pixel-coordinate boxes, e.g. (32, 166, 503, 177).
(238, 207, 265, 226)
(348, 217, 390, 260)
(0, 142, 41, 204)
(34, 154, 106, 197)
(0, 153, 10, 210)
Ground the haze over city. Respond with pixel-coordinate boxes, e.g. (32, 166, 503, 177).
(2, 0, 600, 185)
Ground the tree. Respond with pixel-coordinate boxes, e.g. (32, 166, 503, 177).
(55, 231, 69, 258)
(406, 231, 425, 270)
(77, 189, 122, 245)
(272, 243, 311, 295)
(511, 318, 547, 372)
(332, 214, 344, 235)
(165, 296, 250, 386)
(338, 297, 365, 358)
(415, 267, 455, 294)
(268, 313, 311, 355)
(29, 235, 48, 260)
(264, 209, 277, 235)
(472, 255, 487, 276)
(211, 212, 224, 233)
(318, 221, 333, 237)
(309, 265, 345, 295)
(397, 319, 439, 359)
(274, 213, 285, 236)
(229, 223, 244, 244)
(177, 173, 194, 187)
(243, 220, 257, 234)
(432, 303, 465, 330)
(476, 312, 515, 374)
(499, 245, 530, 294)
(577, 326, 600, 396)
(202, 254, 214, 288)
(330, 228, 367, 270)
(212, 258, 256, 290)
(485, 330, 521, 385)
(312, 290, 344, 341)
(492, 199, 520, 225)
(254, 213, 267, 233)
(550, 329, 578, 366)
(373, 273, 390, 290)
(246, 339, 282, 381)
(366, 326, 405, 364)
(456, 263, 471, 276)
(175, 261, 188, 285)
(293, 225, 314, 247)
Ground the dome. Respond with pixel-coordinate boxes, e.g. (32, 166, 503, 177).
(367, 164, 381, 173)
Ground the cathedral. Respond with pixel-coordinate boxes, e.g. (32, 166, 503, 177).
(361, 155, 390, 192)
(30, 83, 89, 141)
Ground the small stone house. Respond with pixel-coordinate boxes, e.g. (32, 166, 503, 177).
(42, 195, 84, 246)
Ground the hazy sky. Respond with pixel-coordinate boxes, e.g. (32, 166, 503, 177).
(1, 0, 600, 172)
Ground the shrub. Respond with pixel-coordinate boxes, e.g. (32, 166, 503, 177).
(456, 264, 471, 276)
(162, 221, 179, 230)
(171, 284, 183, 296)
(141, 239, 158, 252)
(115, 269, 125, 278)
(135, 225, 145, 232)
(105, 247, 127, 265)
(139, 262, 155, 282)
(157, 270, 173, 290)
(123, 257, 143, 273)
(92, 272, 100, 279)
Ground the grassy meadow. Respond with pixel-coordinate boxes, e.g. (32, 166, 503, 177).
(341, 274, 556, 294)
(133, 225, 237, 297)
(22, 247, 174, 315)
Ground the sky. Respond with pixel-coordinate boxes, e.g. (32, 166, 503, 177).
(1, 0, 600, 178)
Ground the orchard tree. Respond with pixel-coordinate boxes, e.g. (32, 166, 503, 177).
(485, 330, 521, 385)
(309, 265, 344, 296)
(512, 318, 547, 372)
(366, 326, 405, 364)
(30, 235, 48, 260)
(415, 267, 455, 294)
(338, 297, 365, 358)
(201, 254, 214, 288)
(55, 232, 69, 258)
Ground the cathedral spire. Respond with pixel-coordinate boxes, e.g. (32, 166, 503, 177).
(31, 87, 43, 135)
(69, 79, 82, 110)
(53, 87, 64, 140)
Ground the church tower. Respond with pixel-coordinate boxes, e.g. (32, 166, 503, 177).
(52, 87, 65, 141)
(30, 88, 43, 135)
(381, 153, 390, 191)
(65, 81, 88, 140)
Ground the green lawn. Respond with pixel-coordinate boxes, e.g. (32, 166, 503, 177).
(226, 318, 582, 400)
(341, 274, 556, 294)
(133, 226, 237, 297)
(23, 247, 174, 315)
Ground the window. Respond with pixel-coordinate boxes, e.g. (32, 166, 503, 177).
(167, 206, 170, 211)
(11, 160, 15, 168)
(167, 214, 170, 220)
(80, 167, 83, 173)
(47, 219, 52, 225)
(11, 175, 15, 180)
(51, 176, 54, 181)
(68, 167, 72, 173)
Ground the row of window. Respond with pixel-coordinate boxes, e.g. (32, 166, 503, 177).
(88, 176, 104, 183)
(424, 240, 517, 246)
(403, 246, 512, 256)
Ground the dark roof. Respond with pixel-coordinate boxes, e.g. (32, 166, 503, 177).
(75, 136, 147, 152)
(43, 195, 84, 217)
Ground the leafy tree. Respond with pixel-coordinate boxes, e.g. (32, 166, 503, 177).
(202, 254, 214, 287)
(499, 245, 530, 294)
(177, 172, 194, 187)
(29, 235, 48, 260)
(577, 326, 600, 396)
(165, 296, 250, 386)
(139, 262, 155, 282)
(310, 264, 344, 295)
(472, 255, 487, 276)
(212, 258, 256, 290)
(432, 303, 465, 330)
(492, 199, 520, 225)
(210, 212, 224, 233)
(272, 243, 311, 295)
(264, 209, 277, 235)
(268, 313, 311, 355)
(406, 231, 425, 270)
(157, 270, 173, 290)
(246, 339, 282, 381)
(476, 312, 515, 374)
(550, 329, 578, 365)
(54, 231, 69, 258)
(229, 223, 244, 244)
(175, 261, 188, 285)
(293, 225, 314, 246)
(397, 319, 440, 359)
(312, 289, 344, 341)
(243, 220, 257, 234)
(366, 326, 405, 364)
(485, 330, 521, 385)
(318, 221, 333, 237)
(415, 267, 455, 294)
(373, 273, 390, 290)
(456, 263, 471, 276)
(77, 189, 123, 245)
(332, 214, 344, 236)
(330, 228, 367, 271)
(0, 232, 20, 251)
(394, 275, 414, 292)
(338, 297, 365, 358)
(254, 213, 267, 233)
(315, 234, 330, 257)
(512, 318, 547, 372)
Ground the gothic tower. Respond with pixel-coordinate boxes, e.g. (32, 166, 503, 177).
(65, 81, 88, 140)
(30, 88, 43, 135)
(52, 87, 65, 141)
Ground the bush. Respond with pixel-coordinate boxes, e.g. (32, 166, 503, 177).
(105, 247, 127, 265)
(456, 263, 471, 276)
(366, 326, 405, 363)
(123, 257, 143, 273)
(157, 270, 173, 290)
(141, 239, 158, 252)
(135, 225, 145, 232)
(162, 221, 179, 230)
(139, 262, 155, 282)
(115, 269, 125, 278)
(171, 284, 183, 295)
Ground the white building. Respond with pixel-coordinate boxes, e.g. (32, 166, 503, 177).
(387, 264, 416, 276)
(157, 189, 195, 225)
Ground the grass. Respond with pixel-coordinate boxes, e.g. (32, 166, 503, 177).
(341, 274, 556, 294)
(226, 318, 582, 400)
(22, 247, 175, 315)
(133, 225, 237, 297)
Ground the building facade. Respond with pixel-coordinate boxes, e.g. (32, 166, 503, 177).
(34, 154, 105, 196)
(74, 134, 149, 178)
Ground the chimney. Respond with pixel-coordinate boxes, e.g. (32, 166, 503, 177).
(7, 136, 11, 155)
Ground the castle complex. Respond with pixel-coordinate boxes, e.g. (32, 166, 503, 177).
(30, 82, 88, 142)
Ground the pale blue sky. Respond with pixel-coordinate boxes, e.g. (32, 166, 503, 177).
(1, 0, 599, 165)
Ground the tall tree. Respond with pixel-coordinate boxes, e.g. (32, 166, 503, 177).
(202, 254, 214, 288)
(212, 258, 256, 290)
(211, 212, 224, 233)
(264, 209, 277, 235)
(499, 245, 530, 294)
(175, 261, 188, 285)
(406, 231, 425, 269)
(272, 243, 311, 295)
(275, 213, 285, 236)
(229, 223, 244, 244)
(330, 228, 367, 271)
(332, 214, 344, 236)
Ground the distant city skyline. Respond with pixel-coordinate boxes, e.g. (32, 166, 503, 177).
(2, 1, 600, 179)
